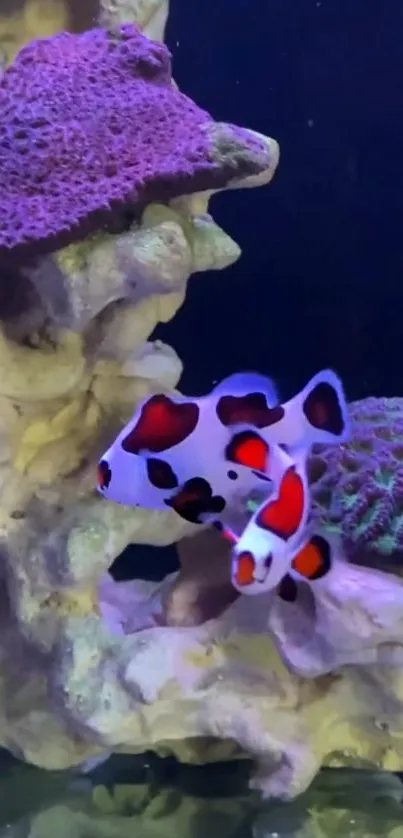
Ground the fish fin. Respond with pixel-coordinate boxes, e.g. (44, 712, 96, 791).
(256, 465, 306, 540)
(291, 534, 332, 580)
(277, 574, 299, 602)
(212, 372, 279, 405)
(298, 368, 350, 443)
(221, 525, 239, 545)
(164, 476, 226, 524)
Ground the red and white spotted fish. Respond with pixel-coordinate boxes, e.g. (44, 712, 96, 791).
(229, 446, 311, 594)
(97, 368, 349, 527)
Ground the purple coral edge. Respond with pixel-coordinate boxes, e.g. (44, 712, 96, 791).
(0, 24, 271, 265)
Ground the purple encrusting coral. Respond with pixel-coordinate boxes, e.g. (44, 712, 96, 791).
(0, 25, 270, 264)
(309, 396, 403, 570)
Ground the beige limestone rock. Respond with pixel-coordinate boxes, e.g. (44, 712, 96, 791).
(98, 0, 169, 41)
(27, 219, 193, 333)
(94, 565, 403, 799)
(142, 203, 242, 274)
(89, 294, 186, 366)
(26, 201, 246, 337)
(0, 0, 69, 65)
(268, 553, 403, 676)
(0, 12, 282, 788)
(170, 529, 238, 627)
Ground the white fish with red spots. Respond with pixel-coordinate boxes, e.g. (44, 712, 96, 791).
(97, 368, 350, 531)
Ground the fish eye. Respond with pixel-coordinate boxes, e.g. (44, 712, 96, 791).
(264, 554, 272, 569)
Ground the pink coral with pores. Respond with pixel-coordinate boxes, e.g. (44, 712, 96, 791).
(0, 24, 272, 264)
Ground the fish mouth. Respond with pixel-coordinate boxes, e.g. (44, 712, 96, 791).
(231, 552, 272, 593)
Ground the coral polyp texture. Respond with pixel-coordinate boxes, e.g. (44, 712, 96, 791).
(0, 23, 277, 264)
(310, 396, 403, 569)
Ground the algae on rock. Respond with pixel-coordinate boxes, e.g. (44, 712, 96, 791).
(0, 0, 284, 785)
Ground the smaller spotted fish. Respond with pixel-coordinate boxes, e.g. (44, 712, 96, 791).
(97, 368, 349, 529)
(229, 446, 311, 594)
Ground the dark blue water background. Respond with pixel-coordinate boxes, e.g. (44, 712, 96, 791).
(156, 0, 403, 403)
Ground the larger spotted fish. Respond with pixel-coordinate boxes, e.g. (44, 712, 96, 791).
(97, 368, 349, 530)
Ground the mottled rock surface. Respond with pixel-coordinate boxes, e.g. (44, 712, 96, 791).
(0, 0, 282, 786)
(96, 557, 403, 799)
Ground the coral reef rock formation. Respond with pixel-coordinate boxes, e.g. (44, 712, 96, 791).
(99, 0, 170, 41)
(269, 547, 403, 675)
(0, 23, 278, 264)
(96, 558, 403, 800)
(26, 203, 241, 332)
(4, 0, 403, 807)
(0, 0, 286, 795)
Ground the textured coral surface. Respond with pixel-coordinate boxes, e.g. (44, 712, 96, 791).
(0, 23, 275, 263)
(310, 397, 403, 568)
